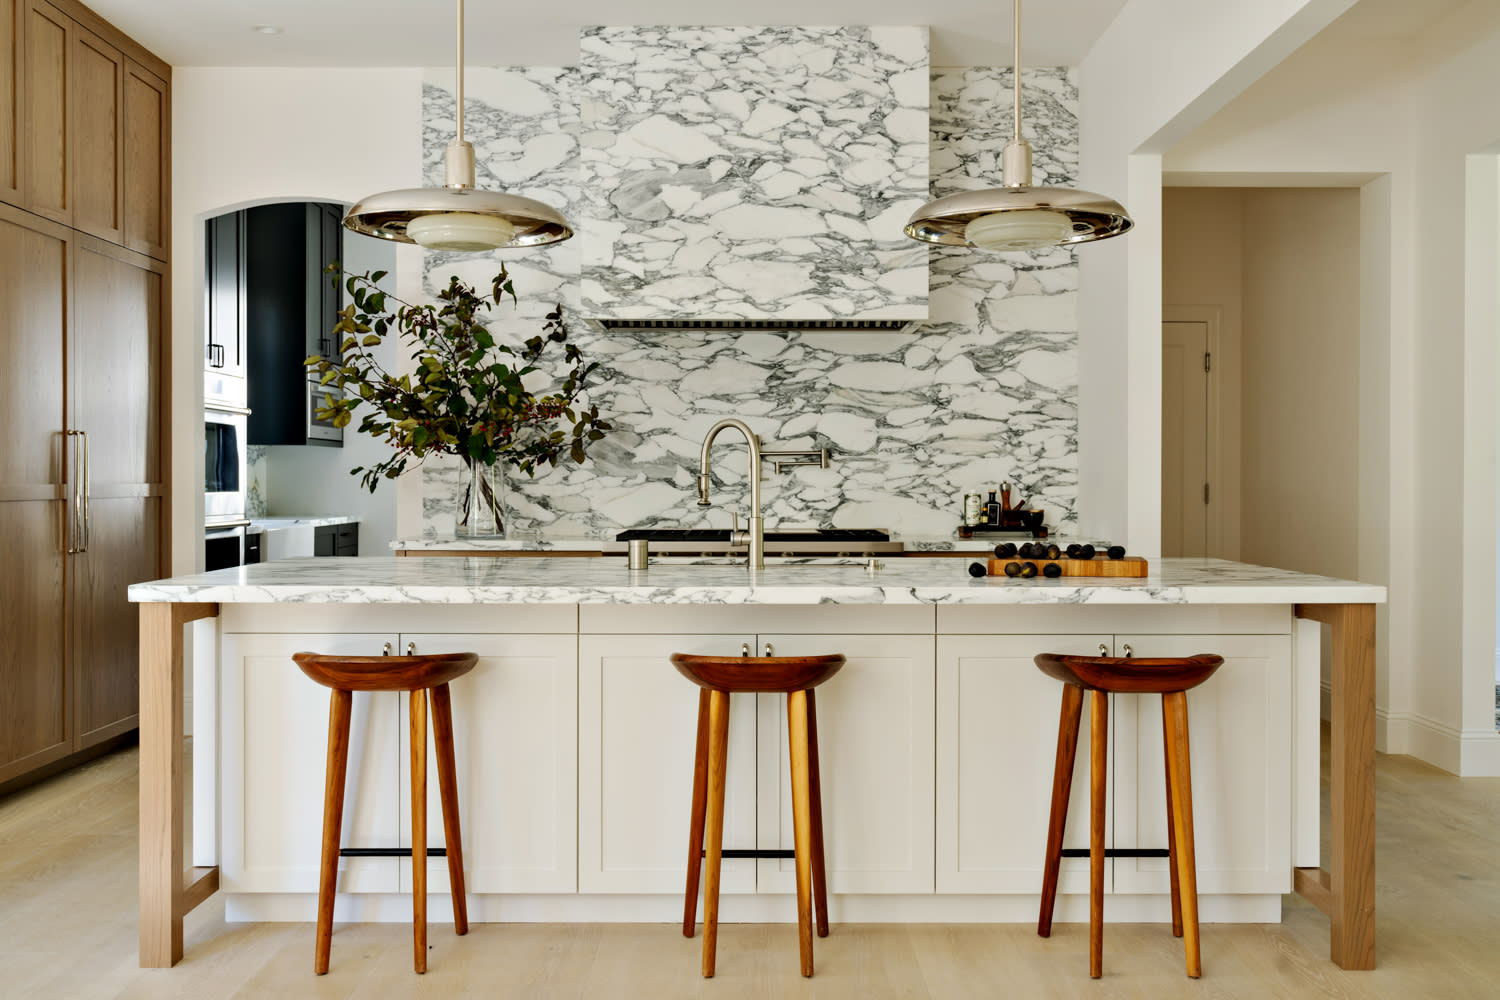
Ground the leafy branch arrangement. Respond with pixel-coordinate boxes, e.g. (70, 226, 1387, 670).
(304, 265, 611, 496)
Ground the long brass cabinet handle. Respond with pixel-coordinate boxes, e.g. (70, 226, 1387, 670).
(80, 430, 90, 552)
(65, 430, 88, 554)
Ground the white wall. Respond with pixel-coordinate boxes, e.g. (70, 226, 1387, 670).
(1076, 0, 1359, 554)
(170, 68, 422, 573)
(1164, 1, 1500, 773)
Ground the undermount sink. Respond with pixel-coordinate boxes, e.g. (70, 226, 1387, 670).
(609, 528, 902, 556)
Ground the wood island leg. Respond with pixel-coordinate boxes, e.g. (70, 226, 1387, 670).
(1294, 603, 1377, 971)
(138, 602, 219, 969)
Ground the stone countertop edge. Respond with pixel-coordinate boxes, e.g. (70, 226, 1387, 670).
(128, 556, 1386, 607)
(389, 535, 1111, 552)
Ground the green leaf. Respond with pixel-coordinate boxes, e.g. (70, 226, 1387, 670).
(361, 334, 381, 347)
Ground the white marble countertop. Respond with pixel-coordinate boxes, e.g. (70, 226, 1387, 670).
(249, 515, 359, 535)
(128, 556, 1385, 606)
(390, 534, 1104, 553)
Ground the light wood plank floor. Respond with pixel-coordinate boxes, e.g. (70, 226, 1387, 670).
(0, 743, 1496, 999)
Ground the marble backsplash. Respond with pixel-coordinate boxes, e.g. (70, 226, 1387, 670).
(578, 26, 929, 322)
(415, 62, 1079, 539)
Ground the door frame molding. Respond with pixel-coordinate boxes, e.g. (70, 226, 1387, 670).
(1163, 305, 1239, 560)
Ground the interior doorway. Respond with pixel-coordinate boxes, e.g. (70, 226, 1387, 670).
(1161, 318, 1211, 557)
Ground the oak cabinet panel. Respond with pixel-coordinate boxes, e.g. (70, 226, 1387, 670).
(121, 59, 164, 258)
(0, 499, 68, 781)
(69, 22, 120, 242)
(22, 0, 67, 222)
(1, 0, 20, 202)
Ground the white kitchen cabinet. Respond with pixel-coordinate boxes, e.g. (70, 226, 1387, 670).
(755, 634, 936, 894)
(578, 634, 758, 894)
(220, 633, 402, 895)
(397, 634, 578, 895)
(1112, 634, 1293, 896)
(936, 635, 1114, 895)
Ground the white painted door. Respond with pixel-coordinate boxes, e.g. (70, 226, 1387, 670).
(578, 634, 757, 894)
(1162, 320, 1210, 557)
(936, 635, 1114, 894)
(1111, 634, 1292, 895)
(755, 634, 936, 894)
(397, 634, 578, 896)
(220, 633, 401, 894)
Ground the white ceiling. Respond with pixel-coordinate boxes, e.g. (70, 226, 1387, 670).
(81, 1, 1130, 69)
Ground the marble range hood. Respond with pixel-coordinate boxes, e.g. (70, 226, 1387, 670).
(578, 26, 931, 332)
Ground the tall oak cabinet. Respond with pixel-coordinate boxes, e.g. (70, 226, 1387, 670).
(0, 0, 169, 785)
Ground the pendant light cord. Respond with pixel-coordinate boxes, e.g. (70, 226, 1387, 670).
(1013, 0, 1022, 143)
(455, 0, 465, 143)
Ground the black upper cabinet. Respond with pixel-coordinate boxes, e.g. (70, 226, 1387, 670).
(246, 202, 343, 447)
(205, 212, 246, 379)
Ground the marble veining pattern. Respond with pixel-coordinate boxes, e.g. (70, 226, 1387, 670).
(130, 557, 1386, 607)
(578, 26, 929, 321)
(246, 445, 270, 518)
(417, 65, 1081, 540)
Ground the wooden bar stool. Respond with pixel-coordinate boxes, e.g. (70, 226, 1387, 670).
(294, 650, 478, 975)
(672, 652, 845, 978)
(1034, 650, 1224, 980)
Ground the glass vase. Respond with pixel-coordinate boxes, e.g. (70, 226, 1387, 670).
(457, 459, 506, 537)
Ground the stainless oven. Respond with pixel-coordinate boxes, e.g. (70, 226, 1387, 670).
(308, 382, 344, 444)
(205, 404, 249, 525)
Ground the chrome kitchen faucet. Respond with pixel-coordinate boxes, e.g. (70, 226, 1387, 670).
(696, 419, 830, 570)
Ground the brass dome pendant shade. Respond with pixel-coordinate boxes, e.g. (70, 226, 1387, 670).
(904, 0, 1132, 251)
(343, 0, 573, 251)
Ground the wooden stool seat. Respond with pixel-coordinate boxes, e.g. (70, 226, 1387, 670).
(293, 650, 479, 975)
(1034, 651, 1224, 980)
(672, 653, 845, 979)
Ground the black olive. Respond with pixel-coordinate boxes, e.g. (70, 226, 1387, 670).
(1004, 561, 1023, 577)
(968, 562, 988, 578)
(1043, 562, 1062, 578)
(1045, 544, 1062, 560)
(1066, 543, 1083, 559)
(1078, 544, 1096, 561)
(994, 542, 1018, 559)
(1107, 545, 1126, 560)
(1020, 561, 1038, 578)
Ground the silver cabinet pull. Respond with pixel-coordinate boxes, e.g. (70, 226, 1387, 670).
(406, 641, 416, 656)
(741, 642, 751, 657)
(763, 642, 774, 657)
(383, 642, 394, 656)
(1122, 643, 1134, 658)
(1099, 644, 1108, 656)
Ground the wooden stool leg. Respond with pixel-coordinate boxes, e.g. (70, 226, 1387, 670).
(410, 689, 428, 974)
(787, 689, 816, 977)
(807, 689, 830, 939)
(1164, 691, 1202, 978)
(701, 689, 731, 978)
(430, 683, 468, 936)
(683, 688, 711, 938)
(1162, 695, 1183, 939)
(1089, 690, 1107, 980)
(1039, 683, 1084, 938)
(314, 689, 353, 975)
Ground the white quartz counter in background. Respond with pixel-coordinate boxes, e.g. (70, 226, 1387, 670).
(248, 515, 360, 534)
(389, 534, 1108, 554)
(130, 556, 1385, 607)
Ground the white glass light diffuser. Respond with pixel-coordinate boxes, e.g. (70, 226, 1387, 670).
(904, 0, 1131, 251)
(342, 0, 572, 251)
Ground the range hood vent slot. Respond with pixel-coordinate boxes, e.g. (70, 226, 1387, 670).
(590, 318, 920, 334)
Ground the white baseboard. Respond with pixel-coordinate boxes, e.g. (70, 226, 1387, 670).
(224, 892, 1282, 926)
(1316, 683, 1500, 774)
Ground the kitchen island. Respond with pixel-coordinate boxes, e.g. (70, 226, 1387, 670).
(129, 557, 1382, 971)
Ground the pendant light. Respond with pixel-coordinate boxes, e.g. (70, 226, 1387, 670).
(343, 0, 572, 251)
(904, 0, 1132, 251)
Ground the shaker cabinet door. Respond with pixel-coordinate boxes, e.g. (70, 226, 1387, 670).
(578, 634, 757, 894)
(68, 22, 122, 244)
(1, 0, 22, 204)
(121, 58, 166, 259)
(936, 634, 1115, 895)
(220, 633, 403, 895)
(397, 633, 579, 896)
(755, 633, 935, 894)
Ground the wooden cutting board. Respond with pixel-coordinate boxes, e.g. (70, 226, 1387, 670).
(985, 556, 1149, 578)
